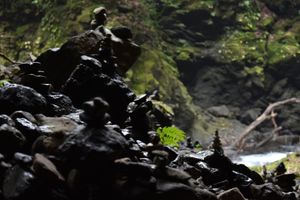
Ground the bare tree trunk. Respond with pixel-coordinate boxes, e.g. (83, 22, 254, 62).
(233, 98, 300, 150)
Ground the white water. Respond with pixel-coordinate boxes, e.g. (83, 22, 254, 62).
(234, 152, 291, 167)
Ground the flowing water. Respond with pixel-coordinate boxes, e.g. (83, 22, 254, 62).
(233, 152, 292, 167)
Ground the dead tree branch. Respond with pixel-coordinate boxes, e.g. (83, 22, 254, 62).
(0, 52, 21, 65)
(234, 97, 300, 150)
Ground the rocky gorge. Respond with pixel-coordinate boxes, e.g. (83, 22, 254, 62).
(0, 11, 298, 199)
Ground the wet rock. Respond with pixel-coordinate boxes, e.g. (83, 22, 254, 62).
(217, 187, 246, 200)
(207, 105, 231, 118)
(0, 124, 25, 157)
(232, 164, 264, 185)
(14, 118, 39, 142)
(0, 115, 15, 127)
(13, 153, 33, 167)
(10, 111, 37, 124)
(0, 84, 47, 114)
(46, 93, 75, 116)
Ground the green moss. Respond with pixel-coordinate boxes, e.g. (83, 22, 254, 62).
(220, 30, 267, 64)
(268, 37, 300, 65)
(175, 40, 198, 61)
(186, 0, 215, 11)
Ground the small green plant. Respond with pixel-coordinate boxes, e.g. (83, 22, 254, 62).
(157, 126, 185, 148)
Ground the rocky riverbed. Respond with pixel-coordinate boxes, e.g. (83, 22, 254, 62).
(0, 19, 298, 200)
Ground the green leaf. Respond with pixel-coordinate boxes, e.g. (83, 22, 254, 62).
(157, 126, 185, 148)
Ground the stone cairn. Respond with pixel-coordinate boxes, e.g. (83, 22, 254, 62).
(0, 7, 298, 200)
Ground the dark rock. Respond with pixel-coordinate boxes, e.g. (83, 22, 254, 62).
(46, 93, 75, 116)
(232, 164, 264, 185)
(155, 181, 217, 200)
(14, 153, 33, 167)
(79, 97, 110, 126)
(11, 111, 37, 124)
(36, 28, 140, 90)
(217, 187, 246, 200)
(18, 62, 42, 74)
(240, 108, 261, 124)
(33, 115, 79, 154)
(111, 26, 133, 40)
(0, 124, 25, 157)
(2, 165, 36, 200)
(195, 161, 226, 185)
(32, 153, 65, 183)
(0, 115, 15, 127)
(62, 62, 135, 125)
(58, 125, 129, 180)
(207, 105, 231, 118)
(14, 117, 40, 153)
(19, 73, 50, 95)
(275, 173, 296, 192)
(250, 183, 297, 200)
(0, 84, 47, 115)
(127, 95, 153, 142)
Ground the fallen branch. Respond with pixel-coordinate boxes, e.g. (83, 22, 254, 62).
(234, 97, 300, 150)
(0, 52, 21, 64)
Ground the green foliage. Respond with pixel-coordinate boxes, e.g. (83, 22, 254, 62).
(157, 126, 185, 148)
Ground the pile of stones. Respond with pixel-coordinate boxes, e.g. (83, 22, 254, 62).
(0, 7, 298, 200)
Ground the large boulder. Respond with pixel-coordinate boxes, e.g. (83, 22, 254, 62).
(36, 28, 141, 89)
(0, 84, 47, 115)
